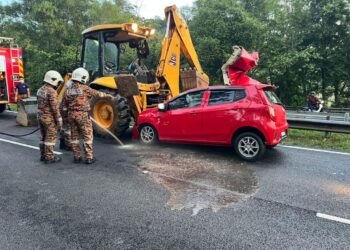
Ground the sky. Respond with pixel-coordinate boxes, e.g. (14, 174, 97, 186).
(130, 0, 194, 19)
(1, 0, 195, 19)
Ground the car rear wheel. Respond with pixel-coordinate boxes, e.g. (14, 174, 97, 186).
(140, 125, 158, 144)
(233, 132, 266, 161)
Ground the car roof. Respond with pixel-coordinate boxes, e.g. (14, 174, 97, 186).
(183, 83, 272, 94)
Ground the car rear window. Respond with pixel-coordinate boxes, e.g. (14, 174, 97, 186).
(264, 89, 282, 105)
(209, 89, 246, 106)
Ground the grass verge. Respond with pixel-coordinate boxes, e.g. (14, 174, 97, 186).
(282, 129, 350, 152)
(8, 104, 18, 111)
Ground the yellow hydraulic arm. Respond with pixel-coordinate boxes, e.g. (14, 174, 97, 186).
(156, 5, 209, 98)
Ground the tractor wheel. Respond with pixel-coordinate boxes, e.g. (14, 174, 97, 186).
(90, 90, 131, 137)
(0, 104, 6, 113)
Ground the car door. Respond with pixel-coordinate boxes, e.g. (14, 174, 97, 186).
(201, 88, 248, 143)
(158, 90, 205, 142)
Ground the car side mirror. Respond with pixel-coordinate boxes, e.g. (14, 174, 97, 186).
(158, 103, 166, 112)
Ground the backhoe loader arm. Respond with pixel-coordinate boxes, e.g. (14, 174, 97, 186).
(156, 5, 209, 98)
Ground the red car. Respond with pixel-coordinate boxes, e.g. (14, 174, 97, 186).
(136, 84, 288, 161)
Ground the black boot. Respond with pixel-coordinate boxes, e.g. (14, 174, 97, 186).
(59, 138, 66, 150)
(85, 157, 96, 165)
(73, 157, 83, 164)
(44, 156, 62, 164)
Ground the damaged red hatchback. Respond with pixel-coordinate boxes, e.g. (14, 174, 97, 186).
(136, 84, 288, 161)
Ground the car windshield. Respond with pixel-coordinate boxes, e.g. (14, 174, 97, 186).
(264, 89, 282, 105)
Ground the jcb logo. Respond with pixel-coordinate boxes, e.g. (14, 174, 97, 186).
(169, 54, 177, 67)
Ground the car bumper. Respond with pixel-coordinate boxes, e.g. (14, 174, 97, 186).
(265, 123, 289, 146)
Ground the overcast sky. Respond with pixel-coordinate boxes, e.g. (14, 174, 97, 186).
(1, 0, 195, 19)
(130, 0, 194, 19)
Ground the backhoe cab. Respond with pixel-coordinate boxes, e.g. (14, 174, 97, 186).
(82, 23, 156, 85)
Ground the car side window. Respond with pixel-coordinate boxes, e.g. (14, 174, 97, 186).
(208, 89, 246, 106)
(168, 91, 204, 110)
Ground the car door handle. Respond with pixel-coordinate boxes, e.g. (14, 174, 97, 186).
(189, 111, 198, 115)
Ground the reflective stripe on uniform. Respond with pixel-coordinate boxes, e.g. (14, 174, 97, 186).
(70, 140, 79, 144)
(44, 142, 56, 146)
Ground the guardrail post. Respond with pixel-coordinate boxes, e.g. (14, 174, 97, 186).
(345, 112, 350, 122)
(325, 115, 331, 138)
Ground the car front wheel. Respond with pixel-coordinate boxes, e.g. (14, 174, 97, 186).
(233, 132, 266, 161)
(139, 125, 158, 144)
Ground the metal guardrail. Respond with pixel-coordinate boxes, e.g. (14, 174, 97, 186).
(287, 118, 350, 134)
(287, 111, 350, 122)
(286, 111, 350, 133)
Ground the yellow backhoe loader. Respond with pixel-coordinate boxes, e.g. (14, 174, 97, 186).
(62, 5, 209, 137)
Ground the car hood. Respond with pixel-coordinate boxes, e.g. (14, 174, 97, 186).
(139, 107, 158, 117)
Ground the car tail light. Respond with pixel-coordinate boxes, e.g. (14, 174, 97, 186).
(267, 105, 276, 121)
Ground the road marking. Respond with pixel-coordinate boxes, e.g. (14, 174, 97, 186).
(5, 110, 18, 114)
(0, 138, 62, 155)
(279, 145, 350, 156)
(316, 213, 350, 225)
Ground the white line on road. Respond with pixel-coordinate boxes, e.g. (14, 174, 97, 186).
(316, 213, 350, 225)
(5, 110, 18, 114)
(0, 138, 62, 155)
(279, 145, 350, 156)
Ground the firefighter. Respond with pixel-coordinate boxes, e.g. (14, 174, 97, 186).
(37, 70, 63, 163)
(61, 67, 114, 164)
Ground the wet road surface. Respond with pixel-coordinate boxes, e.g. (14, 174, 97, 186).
(128, 143, 258, 215)
(0, 111, 349, 249)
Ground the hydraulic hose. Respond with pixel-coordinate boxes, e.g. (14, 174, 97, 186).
(0, 128, 40, 137)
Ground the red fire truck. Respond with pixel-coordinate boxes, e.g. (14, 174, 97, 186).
(0, 37, 24, 113)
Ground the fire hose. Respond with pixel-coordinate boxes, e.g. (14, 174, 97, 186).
(90, 116, 124, 146)
(0, 117, 124, 146)
(0, 128, 40, 137)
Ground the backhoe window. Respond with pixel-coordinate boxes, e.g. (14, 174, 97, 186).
(104, 42, 119, 74)
(83, 35, 99, 80)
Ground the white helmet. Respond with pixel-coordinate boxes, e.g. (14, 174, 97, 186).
(72, 67, 89, 84)
(43, 70, 63, 87)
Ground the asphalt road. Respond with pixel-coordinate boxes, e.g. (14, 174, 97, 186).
(0, 111, 349, 250)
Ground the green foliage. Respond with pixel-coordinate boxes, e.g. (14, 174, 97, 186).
(188, 0, 350, 107)
(0, 0, 135, 91)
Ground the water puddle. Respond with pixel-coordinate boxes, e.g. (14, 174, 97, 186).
(127, 143, 258, 215)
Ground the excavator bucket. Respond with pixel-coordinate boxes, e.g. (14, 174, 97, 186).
(180, 68, 209, 92)
(16, 98, 38, 126)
